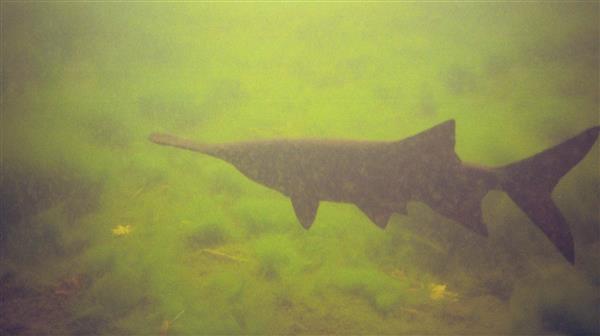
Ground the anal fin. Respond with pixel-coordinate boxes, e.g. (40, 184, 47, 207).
(357, 204, 393, 229)
(454, 211, 488, 237)
(291, 196, 319, 229)
(435, 202, 488, 237)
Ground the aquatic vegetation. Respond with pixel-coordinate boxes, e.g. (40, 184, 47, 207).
(1, 2, 597, 335)
(429, 283, 458, 301)
(509, 268, 600, 335)
(253, 235, 301, 280)
(186, 222, 230, 249)
(257, 251, 289, 280)
(66, 268, 150, 336)
(232, 198, 294, 237)
(0, 162, 102, 230)
(0, 270, 97, 335)
(68, 313, 117, 336)
(205, 167, 244, 198)
(159, 309, 185, 336)
(54, 274, 89, 297)
(322, 267, 416, 314)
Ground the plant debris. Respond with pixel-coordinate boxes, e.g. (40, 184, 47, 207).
(112, 225, 132, 237)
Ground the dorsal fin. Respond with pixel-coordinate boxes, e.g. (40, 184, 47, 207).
(392, 119, 456, 161)
(421, 119, 455, 148)
(397, 120, 455, 152)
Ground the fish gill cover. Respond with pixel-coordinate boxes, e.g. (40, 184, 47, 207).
(1, 2, 598, 335)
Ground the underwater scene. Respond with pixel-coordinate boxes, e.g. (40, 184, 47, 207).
(1, 2, 599, 335)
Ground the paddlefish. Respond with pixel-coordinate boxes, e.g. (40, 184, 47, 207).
(149, 120, 599, 263)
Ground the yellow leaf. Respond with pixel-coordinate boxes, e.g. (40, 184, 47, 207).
(430, 283, 447, 300)
(429, 283, 458, 301)
(159, 320, 170, 336)
(112, 225, 132, 236)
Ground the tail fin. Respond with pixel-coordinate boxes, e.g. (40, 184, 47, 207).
(497, 126, 599, 263)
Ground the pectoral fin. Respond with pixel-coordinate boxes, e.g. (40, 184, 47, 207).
(291, 196, 319, 229)
(357, 204, 393, 229)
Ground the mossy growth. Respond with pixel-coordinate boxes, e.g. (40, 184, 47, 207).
(509, 267, 600, 335)
(68, 266, 151, 335)
(0, 161, 102, 238)
(187, 222, 230, 249)
(323, 267, 415, 315)
(233, 197, 294, 237)
(253, 235, 301, 281)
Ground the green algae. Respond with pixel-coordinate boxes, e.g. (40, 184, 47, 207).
(1, 2, 598, 335)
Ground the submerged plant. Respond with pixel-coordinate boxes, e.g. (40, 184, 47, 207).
(324, 267, 414, 314)
(186, 222, 229, 249)
(509, 268, 599, 335)
(254, 235, 299, 280)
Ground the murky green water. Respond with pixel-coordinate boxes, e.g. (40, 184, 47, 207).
(1, 2, 598, 335)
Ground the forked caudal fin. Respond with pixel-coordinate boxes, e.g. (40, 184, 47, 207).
(497, 126, 599, 264)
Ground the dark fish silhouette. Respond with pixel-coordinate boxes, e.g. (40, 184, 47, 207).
(149, 120, 599, 263)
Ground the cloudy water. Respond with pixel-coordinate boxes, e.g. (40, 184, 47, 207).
(1, 2, 598, 335)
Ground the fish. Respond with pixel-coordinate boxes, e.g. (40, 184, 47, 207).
(149, 120, 599, 264)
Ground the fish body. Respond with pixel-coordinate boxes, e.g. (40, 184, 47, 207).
(150, 120, 599, 264)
